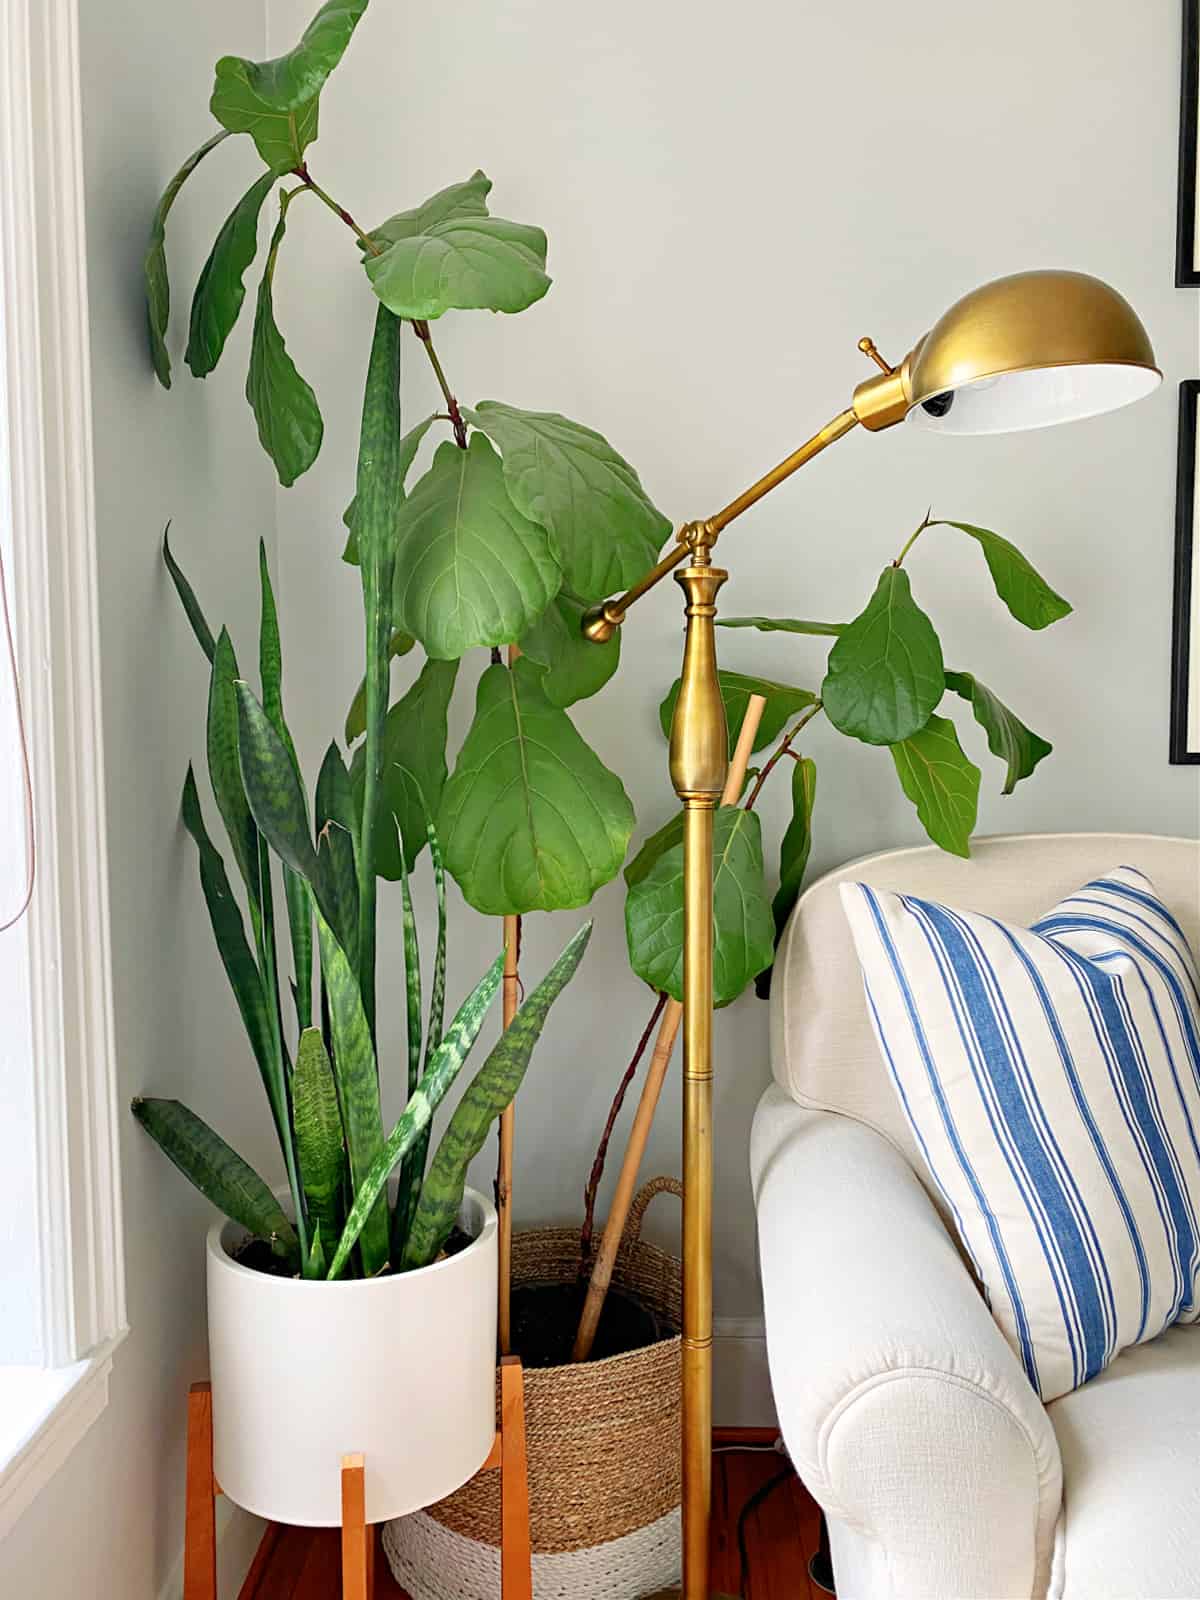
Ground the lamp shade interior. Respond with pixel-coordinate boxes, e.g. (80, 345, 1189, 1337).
(903, 270, 1160, 436)
(907, 361, 1161, 435)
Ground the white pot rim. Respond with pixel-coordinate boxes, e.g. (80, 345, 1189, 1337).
(206, 1183, 498, 1293)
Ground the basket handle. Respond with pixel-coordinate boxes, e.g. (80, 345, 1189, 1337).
(625, 1175, 683, 1245)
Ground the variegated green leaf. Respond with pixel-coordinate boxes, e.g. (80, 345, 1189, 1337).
(208, 630, 260, 923)
(327, 953, 505, 1279)
(293, 1028, 346, 1253)
(314, 908, 389, 1276)
(315, 742, 359, 972)
(403, 922, 592, 1269)
(163, 525, 216, 662)
(132, 1097, 297, 1265)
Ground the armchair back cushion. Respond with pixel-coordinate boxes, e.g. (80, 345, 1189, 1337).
(770, 834, 1199, 1229)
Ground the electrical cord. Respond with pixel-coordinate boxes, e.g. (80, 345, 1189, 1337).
(735, 1460, 794, 1597)
(0, 538, 34, 931)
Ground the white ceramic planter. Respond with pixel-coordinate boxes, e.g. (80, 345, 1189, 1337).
(207, 1186, 498, 1527)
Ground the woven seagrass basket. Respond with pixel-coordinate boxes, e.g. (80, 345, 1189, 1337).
(384, 1177, 683, 1600)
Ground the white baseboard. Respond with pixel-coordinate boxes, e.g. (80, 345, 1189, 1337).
(713, 1317, 776, 1429)
(158, 1496, 266, 1600)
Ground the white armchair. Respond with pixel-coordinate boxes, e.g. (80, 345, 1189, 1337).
(751, 833, 1200, 1600)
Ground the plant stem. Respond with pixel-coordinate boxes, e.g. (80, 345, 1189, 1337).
(743, 702, 823, 810)
(411, 321, 468, 448)
(579, 991, 668, 1269)
(894, 506, 934, 567)
(291, 164, 382, 256)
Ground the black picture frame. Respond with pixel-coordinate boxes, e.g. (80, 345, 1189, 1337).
(1171, 381, 1200, 763)
(1178, 2, 1200, 286)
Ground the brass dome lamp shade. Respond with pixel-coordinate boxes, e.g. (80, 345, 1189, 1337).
(589, 268, 1159, 1600)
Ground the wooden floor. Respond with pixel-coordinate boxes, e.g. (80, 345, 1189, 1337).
(240, 1438, 827, 1599)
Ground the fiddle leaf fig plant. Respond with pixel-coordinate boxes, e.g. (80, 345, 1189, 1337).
(625, 512, 1064, 1005)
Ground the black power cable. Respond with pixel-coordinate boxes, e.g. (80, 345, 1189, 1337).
(735, 1461, 794, 1597)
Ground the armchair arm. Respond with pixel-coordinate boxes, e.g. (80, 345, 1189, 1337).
(750, 1087, 1062, 1600)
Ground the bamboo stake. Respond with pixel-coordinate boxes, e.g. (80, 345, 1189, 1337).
(498, 643, 522, 1355)
(571, 694, 767, 1362)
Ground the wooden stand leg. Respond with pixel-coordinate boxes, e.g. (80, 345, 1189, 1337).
(341, 1453, 375, 1600)
(185, 1383, 218, 1600)
(499, 1357, 532, 1600)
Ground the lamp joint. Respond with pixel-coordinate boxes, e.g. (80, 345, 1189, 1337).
(677, 519, 719, 563)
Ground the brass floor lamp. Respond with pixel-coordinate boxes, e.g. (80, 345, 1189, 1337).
(581, 269, 1160, 1600)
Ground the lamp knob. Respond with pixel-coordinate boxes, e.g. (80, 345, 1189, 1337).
(581, 602, 622, 644)
(857, 336, 893, 375)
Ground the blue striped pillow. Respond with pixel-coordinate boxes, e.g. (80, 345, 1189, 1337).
(841, 866, 1200, 1400)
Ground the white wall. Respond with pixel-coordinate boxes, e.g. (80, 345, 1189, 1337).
(268, 0, 1199, 1341)
(0, 3, 277, 1593)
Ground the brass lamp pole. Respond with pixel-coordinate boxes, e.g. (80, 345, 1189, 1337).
(582, 270, 1160, 1600)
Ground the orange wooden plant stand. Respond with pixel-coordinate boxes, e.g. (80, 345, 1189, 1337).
(185, 1356, 533, 1600)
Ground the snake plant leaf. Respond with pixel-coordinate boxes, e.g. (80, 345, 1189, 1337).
(465, 404, 671, 603)
(327, 953, 505, 1279)
(292, 1028, 346, 1252)
(717, 616, 846, 638)
(772, 755, 817, 939)
(208, 629, 261, 921)
(180, 767, 280, 1122)
(439, 658, 635, 914)
(341, 415, 436, 567)
(391, 821, 450, 1255)
(933, 521, 1071, 631)
(210, 0, 369, 171)
(233, 680, 321, 882)
(365, 170, 492, 250)
(659, 670, 816, 757)
(363, 174, 550, 320)
(246, 214, 323, 486)
(305, 1224, 326, 1280)
(132, 1097, 298, 1265)
(889, 712, 980, 858)
(258, 541, 313, 1028)
(393, 435, 561, 660)
(518, 589, 620, 707)
(822, 567, 945, 746)
(186, 171, 276, 379)
(315, 742, 360, 971)
(350, 657, 458, 878)
(343, 630, 417, 743)
(398, 857, 423, 1095)
(144, 131, 231, 388)
(944, 669, 1053, 795)
(403, 922, 593, 1270)
(163, 526, 217, 663)
(625, 805, 775, 1008)
(314, 908, 389, 1275)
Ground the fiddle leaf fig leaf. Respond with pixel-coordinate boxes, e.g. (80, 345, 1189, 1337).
(717, 616, 845, 637)
(773, 755, 817, 939)
(438, 658, 635, 915)
(393, 435, 561, 659)
(623, 811, 684, 890)
(934, 521, 1072, 630)
(519, 589, 620, 707)
(364, 173, 550, 320)
(890, 712, 980, 858)
(186, 171, 276, 378)
(144, 131, 231, 388)
(625, 804, 775, 1008)
(350, 657, 458, 877)
(464, 404, 671, 602)
(659, 670, 816, 756)
(210, 0, 369, 171)
(822, 567, 944, 746)
(944, 669, 1052, 795)
(246, 214, 323, 486)
(366, 170, 492, 248)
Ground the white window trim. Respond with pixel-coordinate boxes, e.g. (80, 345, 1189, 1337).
(0, 0, 126, 1536)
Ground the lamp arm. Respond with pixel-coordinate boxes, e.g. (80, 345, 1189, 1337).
(581, 404, 860, 643)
